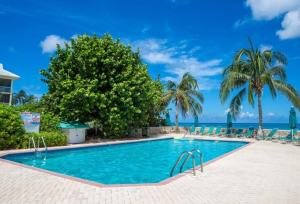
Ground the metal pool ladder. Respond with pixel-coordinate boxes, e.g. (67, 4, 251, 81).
(170, 149, 204, 177)
(29, 136, 48, 157)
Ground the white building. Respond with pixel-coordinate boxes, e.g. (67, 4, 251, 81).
(0, 64, 20, 105)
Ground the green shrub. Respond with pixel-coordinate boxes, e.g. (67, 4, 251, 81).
(21, 131, 67, 149)
(40, 113, 60, 132)
(0, 105, 25, 150)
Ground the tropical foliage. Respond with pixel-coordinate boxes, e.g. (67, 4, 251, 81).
(220, 39, 300, 129)
(162, 73, 204, 130)
(21, 131, 67, 149)
(40, 34, 164, 138)
(0, 104, 25, 150)
(12, 90, 37, 106)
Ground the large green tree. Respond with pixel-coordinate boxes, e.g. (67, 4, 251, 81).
(40, 34, 164, 138)
(220, 39, 300, 131)
(162, 73, 204, 131)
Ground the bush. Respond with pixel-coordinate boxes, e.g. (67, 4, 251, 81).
(40, 113, 60, 132)
(0, 105, 25, 150)
(20, 131, 67, 149)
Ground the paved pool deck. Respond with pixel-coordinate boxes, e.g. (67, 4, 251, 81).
(1, 134, 300, 204)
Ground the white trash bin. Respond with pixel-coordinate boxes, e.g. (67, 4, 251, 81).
(59, 122, 89, 144)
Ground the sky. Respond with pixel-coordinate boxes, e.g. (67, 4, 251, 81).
(0, 0, 299, 123)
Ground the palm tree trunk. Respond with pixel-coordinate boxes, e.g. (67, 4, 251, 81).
(175, 102, 179, 132)
(257, 93, 264, 136)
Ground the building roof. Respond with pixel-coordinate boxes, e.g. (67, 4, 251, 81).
(0, 64, 20, 80)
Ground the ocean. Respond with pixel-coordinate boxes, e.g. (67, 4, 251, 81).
(174, 123, 299, 130)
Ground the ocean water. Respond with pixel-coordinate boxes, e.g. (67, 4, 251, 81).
(3, 138, 247, 184)
(175, 123, 299, 130)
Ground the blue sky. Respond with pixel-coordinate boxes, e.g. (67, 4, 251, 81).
(0, 0, 300, 123)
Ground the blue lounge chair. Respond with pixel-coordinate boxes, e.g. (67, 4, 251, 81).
(199, 126, 206, 135)
(279, 131, 293, 143)
(235, 129, 244, 137)
(206, 127, 214, 136)
(244, 128, 255, 138)
(292, 131, 300, 143)
(225, 128, 232, 137)
(213, 126, 221, 136)
(264, 128, 278, 140)
(189, 126, 196, 135)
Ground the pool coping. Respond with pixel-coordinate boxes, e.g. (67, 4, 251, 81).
(0, 136, 253, 188)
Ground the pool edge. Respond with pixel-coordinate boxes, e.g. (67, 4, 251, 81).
(0, 137, 253, 188)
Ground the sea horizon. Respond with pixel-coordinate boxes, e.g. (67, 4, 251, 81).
(172, 122, 299, 130)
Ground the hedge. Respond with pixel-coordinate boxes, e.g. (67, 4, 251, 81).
(0, 105, 25, 150)
(0, 104, 66, 150)
(20, 131, 68, 149)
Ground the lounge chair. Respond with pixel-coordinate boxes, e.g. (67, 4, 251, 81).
(243, 128, 254, 138)
(264, 128, 278, 140)
(213, 126, 221, 136)
(199, 126, 206, 135)
(235, 129, 244, 137)
(189, 126, 196, 135)
(292, 131, 300, 143)
(279, 131, 293, 143)
(195, 127, 201, 134)
(206, 127, 214, 136)
(225, 128, 232, 137)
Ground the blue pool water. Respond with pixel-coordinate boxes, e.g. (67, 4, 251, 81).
(3, 138, 248, 184)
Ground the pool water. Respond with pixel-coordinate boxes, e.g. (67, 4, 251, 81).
(2, 138, 248, 184)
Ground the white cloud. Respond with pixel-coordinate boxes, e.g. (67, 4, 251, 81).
(245, 0, 300, 40)
(267, 112, 275, 117)
(132, 38, 223, 90)
(246, 0, 300, 20)
(40, 35, 68, 54)
(259, 44, 273, 52)
(239, 111, 255, 119)
(276, 9, 300, 40)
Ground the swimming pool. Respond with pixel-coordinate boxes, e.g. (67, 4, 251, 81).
(2, 138, 248, 185)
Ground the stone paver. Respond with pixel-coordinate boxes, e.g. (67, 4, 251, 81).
(1, 136, 300, 204)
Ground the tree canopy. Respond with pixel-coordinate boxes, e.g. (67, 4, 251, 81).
(162, 72, 204, 130)
(220, 39, 300, 129)
(40, 34, 164, 138)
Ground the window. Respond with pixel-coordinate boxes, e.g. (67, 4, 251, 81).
(0, 93, 10, 104)
(0, 79, 11, 93)
(0, 79, 11, 86)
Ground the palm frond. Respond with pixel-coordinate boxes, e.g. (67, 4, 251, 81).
(273, 80, 300, 109)
(186, 89, 204, 103)
(266, 66, 286, 81)
(230, 88, 247, 119)
(273, 51, 287, 65)
(261, 73, 277, 99)
(247, 82, 255, 106)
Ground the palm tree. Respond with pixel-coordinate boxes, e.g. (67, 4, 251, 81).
(220, 39, 300, 133)
(162, 72, 204, 131)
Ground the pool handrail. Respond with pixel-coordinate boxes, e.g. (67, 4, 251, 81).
(170, 151, 196, 176)
(29, 136, 48, 157)
(190, 149, 204, 172)
(170, 149, 204, 177)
